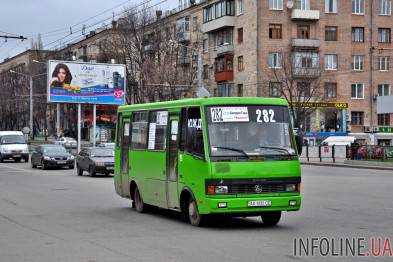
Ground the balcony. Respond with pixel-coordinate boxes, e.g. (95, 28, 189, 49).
(291, 9, 320, 21)
(201, 16, 236, 33)
(215, 44, 234, 55)
(291, 38, 320, 49)
(215, 70, 234, 82)
(176, 31, 190, 43)
(292, 67, 321, 78)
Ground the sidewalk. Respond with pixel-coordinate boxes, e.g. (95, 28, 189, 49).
(301, 160, 393, 171)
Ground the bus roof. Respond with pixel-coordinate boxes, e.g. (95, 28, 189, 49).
(118, 97, 288, 113)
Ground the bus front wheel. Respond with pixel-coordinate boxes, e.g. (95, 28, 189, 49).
(134, 187, 146, 213)
(188, 199, 205, 227)
(261, 211, 281, 227)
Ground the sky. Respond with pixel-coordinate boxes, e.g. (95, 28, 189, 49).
(0, 0, 177, 62)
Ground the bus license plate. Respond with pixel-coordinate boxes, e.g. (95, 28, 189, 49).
(248, 200, 272, 207)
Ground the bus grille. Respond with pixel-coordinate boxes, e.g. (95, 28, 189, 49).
(229, 184, 286, 194)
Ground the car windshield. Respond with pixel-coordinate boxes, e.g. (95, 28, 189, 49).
(91, 148, 114, 157)
(43, 146, 67, 154)
(207, 105, 296, 159)
(0, 135, 26, 144)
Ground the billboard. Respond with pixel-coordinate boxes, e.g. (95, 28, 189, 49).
(47, 60, 126, 105)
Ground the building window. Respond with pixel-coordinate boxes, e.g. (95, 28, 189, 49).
(237, 28, 243, 44)
(238, 56, 244, 71)
(352, 55, 364, 71)
(295, 0, 310, 10)
(325, 26, 338, 41)
(378, 114, 390, 126)
(215, 55, 233, 72)
(352, 27, 364, 42)
(351, 111, 364, 125)
(380, 0, 392, 15)
(293, 52, 319, 69)
(378, 84, 390, 96)
(351, 83, 364, 99)
(378, 28, 391, 43)
(192, 16, 198, 32)
(352, 0, 365, 14)
(297, 24, 310, 39)
(237, 84, 243, 97)
(298, 82, 311, 97)
(269, 24, 282, 39)
(325, 0, 338, 13)
(203, 38, 208, 53)
(269, 81, 281, 97)
(217, 83, 234, 97)
(203, 65, 209, 79)
(215, 28, 233, 47)
(269, 0, 283, 10)
(325, 54, 338, 70)
(268, 52, 282, 68)
(325, 82, 337, 98)
(237, 0, 244, 15)
(378, 56, 390, 71)
(203, 0, 235, 23)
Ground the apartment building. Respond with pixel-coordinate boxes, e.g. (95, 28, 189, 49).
(191, 0, 393, 139)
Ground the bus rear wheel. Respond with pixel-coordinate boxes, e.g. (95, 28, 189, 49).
(134, 187, 146, 213)
(188, 199, 205, 227)
(261, 211, 281, 227)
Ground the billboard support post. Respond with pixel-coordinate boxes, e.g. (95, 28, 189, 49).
(56, 104, 60, 137)
(77, 104, 81, 154)
(29, 76, 33, 139)
(93, 104, 96, 147)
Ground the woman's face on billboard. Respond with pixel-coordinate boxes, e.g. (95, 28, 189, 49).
(58, 68, 66, 82)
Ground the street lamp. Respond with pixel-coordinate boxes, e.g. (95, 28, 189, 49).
(9, 70, 47, 139)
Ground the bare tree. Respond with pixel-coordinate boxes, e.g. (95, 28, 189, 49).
(269, 51, 326, 129)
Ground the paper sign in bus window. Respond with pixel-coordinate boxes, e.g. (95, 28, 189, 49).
(210, 107, 249, 123)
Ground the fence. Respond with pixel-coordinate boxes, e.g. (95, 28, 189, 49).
(301, 145, 393, 163)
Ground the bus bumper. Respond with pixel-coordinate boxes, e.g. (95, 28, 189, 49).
(199, 195, 301, 215)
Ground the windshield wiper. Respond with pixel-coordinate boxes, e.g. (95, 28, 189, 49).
(258, 146, 294, 156)
(212, 146, 250, 159)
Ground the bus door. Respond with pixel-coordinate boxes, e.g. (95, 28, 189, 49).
(166, 113, 180, 209)
(120, 118, 131, 196)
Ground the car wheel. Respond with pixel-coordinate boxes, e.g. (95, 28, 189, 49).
(14, 158, 21, 163)
(41, 161, 46, 170)
(261, 211, 281, 227)
(24, 157, 29, 163)
(77, 166, 83, 176)
(134, 187, 146, 213)
(188, 198, 205, 227)
(69, 165, 74, 169)
(31, 161, 36, 168)
(0, 155, 3, 163)
(89, 165, 96, 177)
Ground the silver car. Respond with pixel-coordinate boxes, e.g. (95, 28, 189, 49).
(54, 137, 77, 149)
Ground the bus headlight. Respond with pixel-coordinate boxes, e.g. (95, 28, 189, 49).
(286, 184, 296, 192)
(207, 185, 228, 194)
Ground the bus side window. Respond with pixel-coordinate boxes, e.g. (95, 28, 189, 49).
(184, 107, 204, 157)
(116, 113, 122, 147)
(131, 111, 149, 150)
(179, 108, 187, 151)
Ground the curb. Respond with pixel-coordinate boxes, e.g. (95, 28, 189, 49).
(301, 162, 393, 171)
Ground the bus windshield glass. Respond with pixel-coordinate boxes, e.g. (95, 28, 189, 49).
(207, 105, 296, 158)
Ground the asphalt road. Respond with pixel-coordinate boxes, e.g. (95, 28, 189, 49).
(0, 162, 392, 262)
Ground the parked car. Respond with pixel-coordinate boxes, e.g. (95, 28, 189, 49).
(54, 137, 77, 148)
(97, 142, 115, 148)
(31, 144, 74, 169)
(76, 147, 114, 176)
(0, 131, 29, 163)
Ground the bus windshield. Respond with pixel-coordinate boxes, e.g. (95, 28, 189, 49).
(207, 105, 296, 158)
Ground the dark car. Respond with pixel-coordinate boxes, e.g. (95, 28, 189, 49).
(76, 147, 114, 176)
(31, 144, 75, 170)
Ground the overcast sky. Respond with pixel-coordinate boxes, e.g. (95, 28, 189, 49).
(0, 0, 177, 62)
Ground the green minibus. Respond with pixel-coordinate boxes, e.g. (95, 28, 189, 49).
(114, 97, 302, 226)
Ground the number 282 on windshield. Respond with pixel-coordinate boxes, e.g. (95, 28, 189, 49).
(256, 109, 276, 123)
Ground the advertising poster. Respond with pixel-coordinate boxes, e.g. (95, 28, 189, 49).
(47, 60, 126, 105)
